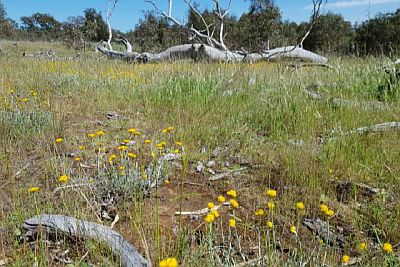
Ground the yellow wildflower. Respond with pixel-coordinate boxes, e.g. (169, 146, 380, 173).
(31, 90, 38, 97)
(159, 257, 178, 267)
(55, 138, 63, 144)
(87, 133, 96, 138)
(78, 145, 86, 150)
(296, 202, 305, 210)
(173, 149, 180, 154)
(255, 209, 265, 216)
(28, 187, 40, 193)
(217, 195, 226, 203)
(164, 179, 170, 185)
(58, 175, 69, 183)
(128, 128, 137, 133)
(358, 242, 367, 251)
(117, 145, 127, 151)
(267, 201, 275, 209)
(290, 226, 297, 235)
(266, 189, 277, 198)
(162, 127, 174, 133)
(326, 209, 335, 217)
(108, 154, 117, 163)
(227, 189, 237, 198)
(383, 242, 393, 253)
(229, 219, 236, 228)
(156, 143, 165, 150)
(267, 221, 273, 229)
(22, 98, 29, 103)
(342, 255, 350, 264)
(207, 202, 215, 209)
(144, 139, 152, 145)
(96, 130, 105, 136)
(229, 199, 239, 208)
(119, 166, 125, 171)
(204, 213, 215, 223)
(320, 204, 329, 213)
(175, 141, 183, 146)
(210, 209, 220, 218)
(122, 139, 130, 144)
(74, 157, 81, 161)
(128, 153, 137, 159)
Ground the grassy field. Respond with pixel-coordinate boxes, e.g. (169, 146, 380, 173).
(0, 41, 399, 266)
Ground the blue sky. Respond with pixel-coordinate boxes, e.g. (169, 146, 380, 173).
(3, 0, 400, 32)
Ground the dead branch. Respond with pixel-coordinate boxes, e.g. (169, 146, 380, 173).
(323, 122, 400, 143)
(146, 0, 229, 50)
(288, 62, 335, 70)
(115, 34, 133, 53)
(299, 0, 326, 48)
(344, 122, 400, 135)
(304, 87, 388, 110)
(106, 0, 119, 50)
(23, 50, 57, 59)
(24, 214, 148, 267)
(23, 50, 80, 61)
(175, 202, 229, 216)
(209, 167, 247, 181)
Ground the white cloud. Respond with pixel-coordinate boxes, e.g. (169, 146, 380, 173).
(304, 0, 400, 9)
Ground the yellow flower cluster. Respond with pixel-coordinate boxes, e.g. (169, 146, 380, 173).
(58, 175, 69, 183)
(320, 204, 335, 217)
(159, 257, 178, 267)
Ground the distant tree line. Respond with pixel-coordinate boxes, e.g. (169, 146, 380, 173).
(0, 0, 399, 56)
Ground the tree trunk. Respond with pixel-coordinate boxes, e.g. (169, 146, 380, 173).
(96, 42, 328, 64)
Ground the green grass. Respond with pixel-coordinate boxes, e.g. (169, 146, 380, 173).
(0, 40, 399, 266)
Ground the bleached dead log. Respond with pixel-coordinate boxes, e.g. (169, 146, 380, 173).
(23, 50, 57, 59)
(344, 122, 400, 135)
(97, 42, 328, 64)
(24, 214, 148, 267)
(304, 88, 387, 110)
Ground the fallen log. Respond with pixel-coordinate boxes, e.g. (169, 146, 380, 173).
(304, 88, 387, 110)
(96, 42, 328, 64)
(343, 122, 400, 136)
(23, 214, 148, 267)
(23, 50, 80, 61)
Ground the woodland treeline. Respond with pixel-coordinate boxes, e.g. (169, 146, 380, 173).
(0, 0, 399, 56)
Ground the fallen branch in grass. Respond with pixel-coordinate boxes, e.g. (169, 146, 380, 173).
(23, 50, 80, 60)
(175, 202, 229, 216)
(304, 88, 387, 110)
(342, 121, 400, 136)
(23, 214, 148, 267)
(209, 167, 247, 181)
(289, 122, 400, 146)
(23, 50, 56, 59)
(288, 62, 335, 70)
